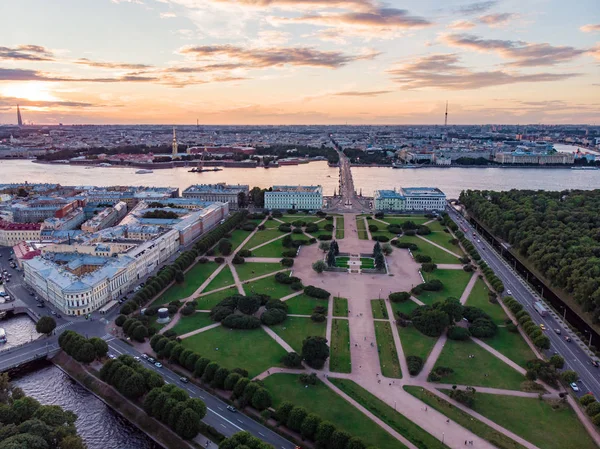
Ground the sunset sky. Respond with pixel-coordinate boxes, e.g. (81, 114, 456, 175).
(1, 0, 599, 125)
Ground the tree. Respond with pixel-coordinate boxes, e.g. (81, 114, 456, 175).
(211, 367, 230, 389)
(580, 394, 596, 407)
(549, 354, 565, 369)
(224, 373, 242, 391)
(326, 247, 336, 267)
(315, 421, 336, 447)
(286, 406, 308, 432)
(372, 241, 382, 258)
(89, 337, 108, 358)
(561, 370, 579, 384)
(174, 270, 185, 284)
(242, 382, 260, 402)
(330, 240, 340, 256)
(330, 430, 351, 449)
(282, 351, 302, 368)
(300, 413, 322, 440)
(301, 336, 330, 369)
(276, 401, 294, 424)
(312, 260, 327, 273)
(237, 295, 261, 315)
(411, 307, 450, 337)
(201, 362, 220, 384)
(375, 253, 385, 271)
(233, 377, 250, 398)
(251, 388, 272, 411)
(175, 408, 200, 439)
(185, 398, 207, 419)
(75, 342, 96, 364)
(346, 437, 367, 449)
(35, 316, 56, 335)
(381, 243, 393, 255)
(318, 241, 331, 253)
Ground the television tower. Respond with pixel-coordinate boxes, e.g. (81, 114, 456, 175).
(17, 105, 23, 127)
(444, 101, 448, 127)
(172, 127, 178, 158)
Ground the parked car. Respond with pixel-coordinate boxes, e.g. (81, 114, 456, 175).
(108, 354, 116, 359)
(226, 406, 237, 413)
(179, 377, 189, 383)
(570, 382, 580, 392)
(56, 314, 62, 318)
(36, 303, 44, 308)
(148, 357, 155, 364)
(154, 362, 162, 368)
(134, 356, 140, 362)
(554, 329, 562, 334)
(141, 354, 149, 360)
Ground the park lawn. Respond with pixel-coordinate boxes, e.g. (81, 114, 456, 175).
(284, 294, 328, 316)
(374, 321, 402, 378)
(249, 239, 287, 258)
(390, 299, 419, 317)
(152, 262, 220, 305)
(243, 272, 293, 299)
(421, 231, 464, 255)
(333, 297, 348, 317)
(469, 393, 598, 449)
(270, 317, 326, 353)
(424, 220, 446, 232)
(397, 235, 461, 264)
(330, 319, 351, 373)
(202, 264, 235, 292)
(371, 299, 389, 319)
(433, 338, 526, 390)
(335, 216, 345, 239)
(466, 278, 506, 324)
(360, 257, 375, 268)
(384, 216, 428, 227)
(277, 216, 322, 224)
(332, 379, 445, 449)
(417, 269, 473, 305)
(310, 229, 333, 239)
(228, 229, 251, 252)
(263, 374, 407, 449)
(403, 386, 528, 449)
(170, 312, 213, 336)
(484, 327, 536, 368)
(195, 286, 239, 310)
(371, 229, 397, 241)
(398, 325, 437, 365)
(356, 217, 368, 240)
(181, 326, 286, 377)
(234, 262, 283, 282)
(243, 229, 286, 250)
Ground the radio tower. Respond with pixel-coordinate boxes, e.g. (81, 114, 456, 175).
(444, 101, 448, 127)
(17, 105, 23, 127)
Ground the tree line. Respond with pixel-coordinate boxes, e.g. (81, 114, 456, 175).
(460, 189, 600, 323)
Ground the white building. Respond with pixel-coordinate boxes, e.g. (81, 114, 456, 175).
(374, 187, 446, 212)
(264, 185, 323, 210)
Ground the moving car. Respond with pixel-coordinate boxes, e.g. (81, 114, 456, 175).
(565, 336, 572, 342)
(108, 354, 116, 359)
(554, 329, 562, 334)
(592, 361, 599, 368)
(179, 377, 189, 383)
(154, 362, 163, 368)
(506, 289, 512, 295)
(570, 382, 580, 392)
(539, 323, 547, 330)
(226, 406, 237, 413)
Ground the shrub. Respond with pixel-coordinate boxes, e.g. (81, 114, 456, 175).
(238, 249, 252, 257)
(368, 224, 378, 232)
(214, 257, 225, 264)
(447, 326, 471, 340)
(222, 314, 261, 329)
(318, 234, 333, 241)
(282, 250, 297, 258)
(311, 313, 326, 323)
(304, 285, 331, 299)
(281, 257, 294, 267)
(580, 394, 596, 407)
(261, 308, 287, 325)
(407, 356, 424, 375)
(232, 254, 245, 264)
(282, 352, 302, 368)
(586, 402, 600, 417)
(218, 239, 233, 256)
(181, 305, 195, 316)
(373, 235, 389, 242)
(324, 223, 334, 232)
(389, 292, 411, 303)
(421, 262, 437, 272)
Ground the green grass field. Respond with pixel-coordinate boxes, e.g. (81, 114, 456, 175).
(384, 216, 429, 226)
(243, 272, 293, 299)
(397, 235, 461, 264)
(277, 216, 322, 224)
(390, 299, 419, 317)
(263, 374, 407, 449)
(181, 326, 286, 377)
(331, 379, 445, 449)
(333, 297, 348, 317)
(228, 229, 252, 252)
(374, 321, 402, 378)
(330, 319, 351, 373)
(466, 278, 506, 324)
(403, 387, 528, 449)
(202, 264, 235, 292)
(234, 262, 283, 281)
(420, 231, 464, 255)
(170, 312, 213, 336)
(242, 229, 287, 250)
(417, 269, 473, 304)
(152, 262, 220, 305)
(270, 316, 326, 353)
(360, 257, 375, 268)
(398, 325, 437, 365)
(371, 299, 389, 319)
(284, 294, 328, 315)
(249, 239, 287, 258)
(194, 286, 239, 310)
(335, 256, 350, 267)
(484, 327, 536, 368)
(433, 338, 526, 390)
(356, 217, 368, 240)
(335, 216, 345, 239)
(469, 392, 598, 449)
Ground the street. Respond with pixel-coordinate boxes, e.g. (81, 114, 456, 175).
(448, 207, 600, 399)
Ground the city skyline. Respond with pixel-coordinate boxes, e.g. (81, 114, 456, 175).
(1, 0, 599, 125)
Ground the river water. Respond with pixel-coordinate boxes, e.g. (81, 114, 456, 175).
(0, 315, 38, 349)
(1, 157, 599, 198)
(13, 364, 161, 449)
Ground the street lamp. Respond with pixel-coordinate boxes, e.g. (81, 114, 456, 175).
(585, 330, 593, 348)
(560, 306, 566, 320)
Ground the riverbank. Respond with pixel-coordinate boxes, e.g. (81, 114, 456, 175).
(51, 351, 196, 449)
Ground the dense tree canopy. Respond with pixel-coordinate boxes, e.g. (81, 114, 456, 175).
(461, 189, 600, 321)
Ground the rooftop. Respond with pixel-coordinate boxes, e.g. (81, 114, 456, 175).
(269, 185, 322, 193)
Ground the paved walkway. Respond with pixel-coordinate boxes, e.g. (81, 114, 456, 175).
(178, 322, 221, 339)
(416, 234, 461, 258)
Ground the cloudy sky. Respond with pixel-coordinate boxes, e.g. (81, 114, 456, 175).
(1, 0, 599, 124)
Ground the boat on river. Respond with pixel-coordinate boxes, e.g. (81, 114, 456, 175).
(135, 169, 154, 174)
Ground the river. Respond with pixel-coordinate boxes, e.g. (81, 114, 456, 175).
(1, 158, 599, 198)
(0, 315, 160, 449)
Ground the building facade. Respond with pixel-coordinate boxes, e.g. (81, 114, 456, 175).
(375, 187, 446, 212)
(264, 185, 323, 210)
(0, 221, 41, 246)
(182, 184, 249, 210)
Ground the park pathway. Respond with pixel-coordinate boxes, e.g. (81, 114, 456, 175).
(416, 234, 462, 258)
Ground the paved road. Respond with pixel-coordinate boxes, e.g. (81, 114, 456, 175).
(447, 207, 600, 399)
(328, 139, 371, 213)
(107, 339, 296, 449)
